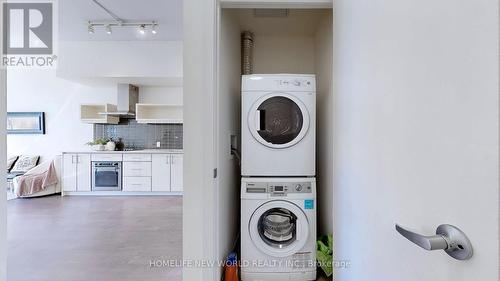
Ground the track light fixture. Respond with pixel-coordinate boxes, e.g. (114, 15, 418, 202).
(86, 21, 158, 35)
(88, 0, 158, 36)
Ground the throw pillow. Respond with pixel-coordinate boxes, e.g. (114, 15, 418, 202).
(10, 155, 39, 173)
(7, 156, 18, 172)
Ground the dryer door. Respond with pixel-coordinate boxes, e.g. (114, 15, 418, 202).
(249, 200, 309, 258)
(248, 93, 310, 149)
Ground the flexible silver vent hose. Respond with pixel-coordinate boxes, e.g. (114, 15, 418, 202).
(241, 31, 254, 75)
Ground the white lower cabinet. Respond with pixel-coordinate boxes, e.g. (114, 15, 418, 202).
(63, 152, 182, 194)
(123, 161, 152, 177)
(62, 154, 91, 192)
(170, 154, 183, 192)
(123, 176, 152, 192)
(152, 154, 171, 191)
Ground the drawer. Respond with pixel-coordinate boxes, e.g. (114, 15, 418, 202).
(123, 154, 152, 162)
(123, 161, 152, 177)
(91, 154, 123, 162)
(123, 177, 151, 192)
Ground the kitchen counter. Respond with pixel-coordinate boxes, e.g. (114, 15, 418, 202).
(62, 149, 183, 154)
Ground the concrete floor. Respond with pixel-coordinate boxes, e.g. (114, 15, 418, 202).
(7, 195, 331, 281)
(7, 196, 182, 281)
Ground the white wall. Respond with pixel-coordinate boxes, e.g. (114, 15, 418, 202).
(7, 70, 116, 160)
(333, 0, 499, 280)
(216, 9, 242, 280)
(253, 35, 315, 74)
(183, 0, 218, 280)
(57, 41, 183, 79)
(314, 11, 333, 235)
(139, 87, 183, 105)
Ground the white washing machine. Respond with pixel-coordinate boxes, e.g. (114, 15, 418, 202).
(242, 74, 316, 177)
(241, 177, 317, 281)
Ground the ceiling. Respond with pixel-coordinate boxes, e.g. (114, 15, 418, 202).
(59, 0, 183, 41)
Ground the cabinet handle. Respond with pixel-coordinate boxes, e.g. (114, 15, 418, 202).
(166, 156, 170, 164)
(171, 156, 174, 165)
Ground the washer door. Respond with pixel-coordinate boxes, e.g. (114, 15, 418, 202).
(249, 200, 309, 257)
(248, 93, 310, 149)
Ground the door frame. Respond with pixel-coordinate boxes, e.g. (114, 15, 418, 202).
(183, 1, 333, 280)
(0, 3, 7, 280)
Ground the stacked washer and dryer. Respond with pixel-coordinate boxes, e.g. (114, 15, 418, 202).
(240, 74, 317, 281)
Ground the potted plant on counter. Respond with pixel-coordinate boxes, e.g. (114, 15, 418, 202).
(86, 138, 110, 151)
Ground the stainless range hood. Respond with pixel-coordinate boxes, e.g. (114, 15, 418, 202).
(100, 84, 139, 117)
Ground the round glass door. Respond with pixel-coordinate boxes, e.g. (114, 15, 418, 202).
(249, 200, 309, 257)
(258, 208, 297, 248)
(249, 93, 310, 149)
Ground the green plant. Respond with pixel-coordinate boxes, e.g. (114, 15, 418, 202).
(85, 138, 110, 146)
(317, 234, 333, 277)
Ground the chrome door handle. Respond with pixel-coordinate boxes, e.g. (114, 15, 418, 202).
(395, 224, 473, 260)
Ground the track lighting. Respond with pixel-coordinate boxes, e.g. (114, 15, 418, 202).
(86, 21, 158, 35)
(88, 1, 157, 35)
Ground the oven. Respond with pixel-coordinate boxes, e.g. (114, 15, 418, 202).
(92, 161, 122, 191)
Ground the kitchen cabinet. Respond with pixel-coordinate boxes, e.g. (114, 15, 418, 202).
(123, 161, 152, 177)
(80, 104, 119, 124)
(135, 104, 183, 124)
(62, 154, 91, 192)
(123, 177, 152, 192)
(63, 152, 182, 194)
(152, 154, 172, 191)
(170, 154, 183, 192)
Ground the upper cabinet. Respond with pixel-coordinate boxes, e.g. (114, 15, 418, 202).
(135, 104, 183, 124)
(80, 104, 119, 124)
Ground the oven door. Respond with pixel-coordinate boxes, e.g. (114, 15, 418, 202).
(92, 162, 122, 191)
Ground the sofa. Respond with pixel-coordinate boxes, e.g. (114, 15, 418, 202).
(7, 155, 61, 198)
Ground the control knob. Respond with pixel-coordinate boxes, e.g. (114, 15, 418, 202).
(295, 184, 303, 192)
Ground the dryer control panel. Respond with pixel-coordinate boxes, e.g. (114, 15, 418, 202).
(245, 181, 312, 196)
(242, 74, 316, 92)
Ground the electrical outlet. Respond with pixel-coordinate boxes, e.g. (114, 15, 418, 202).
(156, 141, 161, 148)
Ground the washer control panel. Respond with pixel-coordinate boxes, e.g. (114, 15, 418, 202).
(275, 78, 313, 88)
(246, 182, 312, 196)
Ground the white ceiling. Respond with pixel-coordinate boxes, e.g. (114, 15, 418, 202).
(59, 0, 183, 41)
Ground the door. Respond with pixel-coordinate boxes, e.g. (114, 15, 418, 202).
(170, 154, 183, 192)
(152, 154, 171, 191)
(249, 200, 309, 258)
(62, 154, 77, 191)
(76, 154, 91, 191)
(248, 93, 310, 149)
(333, 0, 499, 280)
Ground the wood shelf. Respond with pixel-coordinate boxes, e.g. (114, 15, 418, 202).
(135, 104, 183, 124)
(80, 104, 119, 124)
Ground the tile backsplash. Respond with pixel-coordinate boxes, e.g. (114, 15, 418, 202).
(94, 119, 183, 150)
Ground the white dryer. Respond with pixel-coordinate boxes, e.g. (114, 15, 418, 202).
(241, 177, 316, 281)
(241, 74, 316, 177)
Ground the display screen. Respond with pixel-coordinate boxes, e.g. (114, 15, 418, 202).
(274, 186, 284, 192)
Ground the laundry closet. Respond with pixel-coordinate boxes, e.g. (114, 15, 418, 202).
(216, 7, 334, 280)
